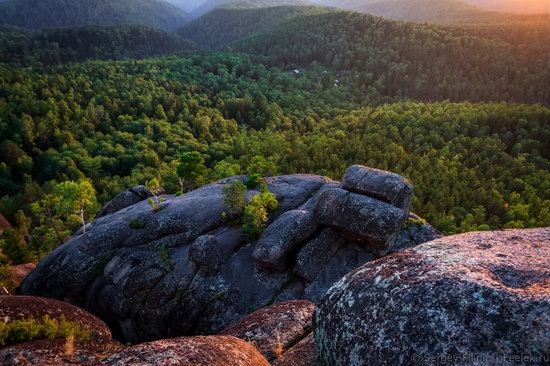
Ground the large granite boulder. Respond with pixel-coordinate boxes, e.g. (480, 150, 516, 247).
(220, 300, 314, 362)
(0, 296, 119, 365)
(273, 333, 317, 366)
(342, 165, 413, 212)
(19, 167, 438, 343)
(0, 296, 112, 345)
(315, 228, 550, 366)
(102, 336, 270, 366)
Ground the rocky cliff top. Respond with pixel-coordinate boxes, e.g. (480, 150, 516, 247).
(18, 165, 440, 343)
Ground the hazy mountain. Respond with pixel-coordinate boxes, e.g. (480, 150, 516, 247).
(0, 0, 191, 31)
(191, 0, 312, 17)
(355, 0, 491, 23)
(178, 5, 329, 48)
(465, 0, 550, 14)
(164, 0, 199, 12)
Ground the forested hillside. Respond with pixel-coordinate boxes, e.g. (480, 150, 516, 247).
(0, 0, 191, 31)
(0, 3, 549, 284)
(177, 6, 330, 48)
(236, 11, 550, 105)
(1, 54, 549, 265)
(191, 0, 312, 17)
(0, 25, 192, 65)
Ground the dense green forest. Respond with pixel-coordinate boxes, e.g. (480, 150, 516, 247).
(1, 53, 549, 267)
(0, 0, 190, 31)
(0, 4, 549, 284)
(177, 6, 330, 48)
(0, 25, 191, 65)
(236, 11, 550, 105)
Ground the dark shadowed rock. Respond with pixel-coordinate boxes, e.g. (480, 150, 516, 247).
(273, 333, 317, 366)
(189, 227, 244, 274)
(254, 210, 320, 270)
(220, 300, 314, 362)
(0, 339, 120, 366)
(389, 213, 442, 253)
(0, 296, 112, 344)
(315, 228, 550, 366)
(96, 185, 152, 218)
(19, 169, 432, 344)
(102, 336, 270, 366)
(314, 188, 407, 254)
(342, 165, 413, 212)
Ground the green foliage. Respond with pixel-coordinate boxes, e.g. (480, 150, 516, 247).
(243, 183, 279, 241)
(244, 174, 262, 189)
(222, 180, 247, 219)
(146, 178, 166, 212)
(176, 151, 207, 192)
(0, 315, 90, 348)
(0, 0, 190, 31)
(177, 6, 330, 48)
(54, 180, 96, 234)
(237, 11, 550, 105)
(246, 156, 277, 177)
(0, 25, 192, 66)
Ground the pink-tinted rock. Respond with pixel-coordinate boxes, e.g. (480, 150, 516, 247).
(274, 333, 317, 366)
(315, 228, 550, 365)
(221, 300, 314, 361)
(102, 336, 270, 366)
(10, 263, 35, 288)
(0, 339, 120, 366)
(0, 296, 112, 344)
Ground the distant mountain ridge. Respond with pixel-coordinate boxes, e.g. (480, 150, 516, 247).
(178, 5, 329, 48)
(0, 0, 191, 31)
(191, 0, 312, 17)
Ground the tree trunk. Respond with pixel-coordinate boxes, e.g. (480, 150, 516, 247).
(47, 208, 64, 245)
(81, 207, 86, 234)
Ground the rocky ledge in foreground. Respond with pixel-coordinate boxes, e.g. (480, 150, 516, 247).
(315, 228, 550, 366)
(18, 165, 440, 343)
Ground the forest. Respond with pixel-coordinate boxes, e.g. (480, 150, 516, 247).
(0, 3, 549, 289)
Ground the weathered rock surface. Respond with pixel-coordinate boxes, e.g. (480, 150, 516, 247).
(0, 296, 112, 344)
(342, 164, 413, 211)
(254, 210, 319, 270)
(315, 228, 550, 366)
(314, 188, 407, 254)
(102, 336, 270, 366)
(221, 300, 314, 361)
(19, 167, 438, 343)
(96, 185, 152, 218)
(273, 333, 317, 366)
(0, 339, 120, 366)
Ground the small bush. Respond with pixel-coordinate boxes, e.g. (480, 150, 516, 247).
(0, 315, 90, 347)
(244, 174, 262, 189)
(243, 183, 279, 241)
(223, 180, 247, 219)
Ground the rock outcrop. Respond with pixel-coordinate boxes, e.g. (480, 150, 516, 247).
(315, 228, 550, 366)
(221, 300, 314, 362)
(96, 185, 152, 219)
(0, 296, 118, 365)
(102, 336, 270, 366)
(0, 296, 112, 344)
(19, 166, 439, 343)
